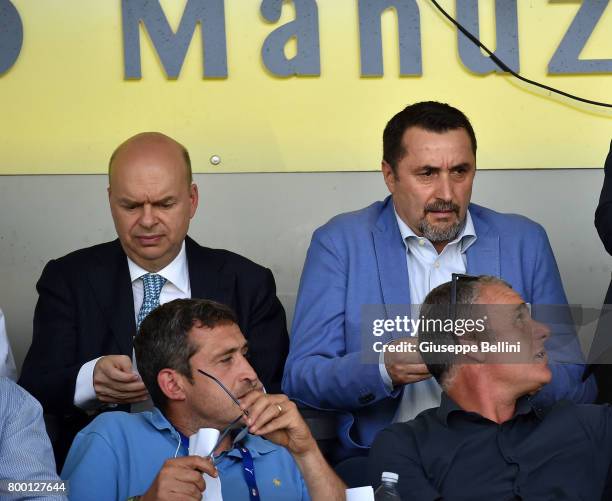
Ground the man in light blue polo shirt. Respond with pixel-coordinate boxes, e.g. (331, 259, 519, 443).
(61, 299, 345, 500)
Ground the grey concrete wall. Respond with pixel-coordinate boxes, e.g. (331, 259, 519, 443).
(0, 169, 610, 371)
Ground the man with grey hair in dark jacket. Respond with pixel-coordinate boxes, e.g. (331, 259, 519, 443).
(369, 275, 612, 500)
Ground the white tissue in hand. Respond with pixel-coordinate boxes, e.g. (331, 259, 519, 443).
(189, 428, 223, 501)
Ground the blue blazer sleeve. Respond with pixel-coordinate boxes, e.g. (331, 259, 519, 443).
(527, 222, 597, 405)
(283, 227, 400, 411)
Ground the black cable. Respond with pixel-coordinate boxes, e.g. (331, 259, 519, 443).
(427, 0, 612, 109)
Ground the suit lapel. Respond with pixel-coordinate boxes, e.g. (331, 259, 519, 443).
(372, 198, 411, 319)
(186, 237, 235, 308)
(466, 206, 500, 277)
(88, 240, 136, 356)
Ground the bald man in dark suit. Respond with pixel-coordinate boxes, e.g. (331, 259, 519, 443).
(19, 133, 289, 467)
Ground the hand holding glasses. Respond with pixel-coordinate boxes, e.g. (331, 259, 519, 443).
(196, 369, 251, 462)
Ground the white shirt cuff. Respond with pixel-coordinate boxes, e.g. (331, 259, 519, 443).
(74, 357, 103, 409)
(0, 311, 17, 381)
(379, 349, 394, 392)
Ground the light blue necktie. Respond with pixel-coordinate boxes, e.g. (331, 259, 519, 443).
(131, 273, 166, 412)
(136, 273, 167, 331)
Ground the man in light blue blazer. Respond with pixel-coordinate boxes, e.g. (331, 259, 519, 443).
(283, 101, 596, 459)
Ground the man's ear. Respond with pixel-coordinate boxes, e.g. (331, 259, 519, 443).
(459, 338, 486, 363)
(381, 161, 396, 194)
(188, 183, 199, 219)
(157, 369, 187, 403)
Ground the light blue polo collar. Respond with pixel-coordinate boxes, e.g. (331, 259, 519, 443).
(146, 407, 277, 458)
(222, 434, 278, 459)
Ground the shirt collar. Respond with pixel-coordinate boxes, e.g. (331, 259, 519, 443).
(148, 407, 179, 434)
(437, 392, 539, 425)
(146, 408, 276, 458)
(222, 434, 277, 459)
(127, 240, 189, 294)
(394, 207, 477, 253)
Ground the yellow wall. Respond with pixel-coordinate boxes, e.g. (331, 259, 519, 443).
(0, 0, 610, 174)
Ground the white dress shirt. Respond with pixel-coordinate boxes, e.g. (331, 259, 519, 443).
(74, 241, 191, 408)
(379, 207, 477, 422)
(0, 309, 17, 381)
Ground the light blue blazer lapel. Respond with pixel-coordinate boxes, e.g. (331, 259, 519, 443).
(466, 205, 500, 277)
(372, 197, 411, 319)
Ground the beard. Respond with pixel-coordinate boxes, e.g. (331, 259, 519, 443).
(417, 200, 466, 243)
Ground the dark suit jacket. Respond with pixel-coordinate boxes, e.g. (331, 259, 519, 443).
(591, 140, 612, 402)
(18, 236, 288, 465)
(596, 141, 612, 301)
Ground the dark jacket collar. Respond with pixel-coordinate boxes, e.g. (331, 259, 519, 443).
(87, 239, 136, 355)
(185, 236, 235, 307)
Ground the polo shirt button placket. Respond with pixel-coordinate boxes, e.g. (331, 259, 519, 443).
(515, 464, 528, 499)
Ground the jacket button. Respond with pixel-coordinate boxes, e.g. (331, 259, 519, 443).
(359, 394, 375, 404)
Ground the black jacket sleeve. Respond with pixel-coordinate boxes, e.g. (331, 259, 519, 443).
(595, 141, 612, 255)
(19, 259, 83, 413)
